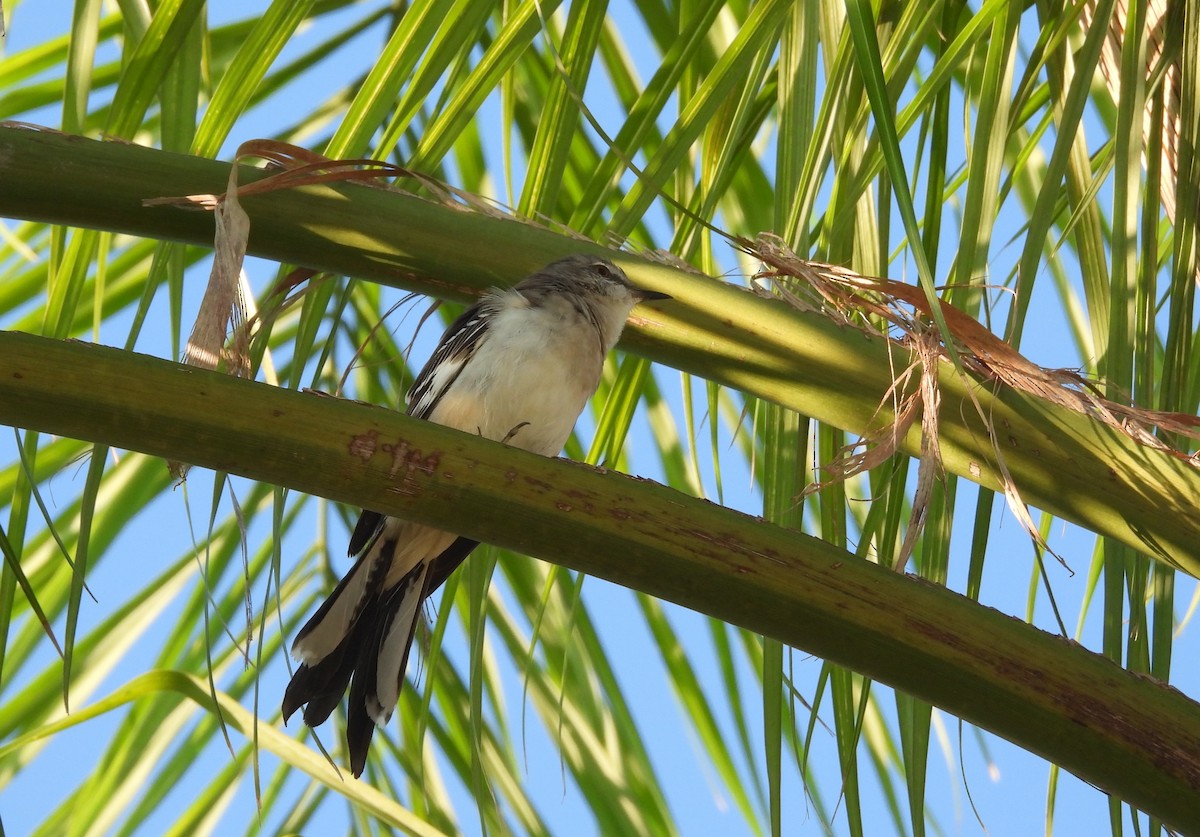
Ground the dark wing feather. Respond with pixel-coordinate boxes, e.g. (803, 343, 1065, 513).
(426, 536, 479, 594)
(406, 298, 495, 420)
(348, 509, 384, 557)
(345, 297, 495, 558)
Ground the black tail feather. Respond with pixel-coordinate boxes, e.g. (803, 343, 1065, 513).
(346, 562, 429, 776)
(291, 538, 394, 652)
(283, 535, 481, 778)
(346, 636, 378, 778)
(282, 600, 369, 726)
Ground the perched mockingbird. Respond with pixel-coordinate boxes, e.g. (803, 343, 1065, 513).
(282, 254, 671, 776)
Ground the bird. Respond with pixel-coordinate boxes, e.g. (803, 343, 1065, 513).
(281, 254, 671, 777)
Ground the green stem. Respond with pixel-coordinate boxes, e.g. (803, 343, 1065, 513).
(1, 329, 1199, 830)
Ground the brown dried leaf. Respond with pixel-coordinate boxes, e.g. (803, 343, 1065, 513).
(746, 234, 1200, 458)
(182, 169, 250, 376)
(745, 235, 1190, 569)
(894, 332, 945, 570)
(804, 359, 922, 492)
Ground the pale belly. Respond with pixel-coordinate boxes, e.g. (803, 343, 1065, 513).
(376, 300, 607, 587)
(426, 306, 603, 456)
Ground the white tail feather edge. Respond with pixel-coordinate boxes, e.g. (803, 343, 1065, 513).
(367, 563, 428, 725)
(291, 550, 378, 665)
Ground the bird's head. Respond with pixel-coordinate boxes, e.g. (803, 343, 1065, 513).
(524, 254, 671, 350)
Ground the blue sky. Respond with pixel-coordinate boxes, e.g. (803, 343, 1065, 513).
(1, 1, 1195, 835)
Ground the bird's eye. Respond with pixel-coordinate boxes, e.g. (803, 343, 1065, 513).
(594, 262, 614, 280)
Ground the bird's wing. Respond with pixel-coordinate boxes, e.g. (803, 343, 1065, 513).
(406, 296, 497, 421)
(346, 295, 497, 555)
(347, 509, 385, 557)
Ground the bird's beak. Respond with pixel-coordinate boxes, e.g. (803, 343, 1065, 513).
(634, 287, 672, 302)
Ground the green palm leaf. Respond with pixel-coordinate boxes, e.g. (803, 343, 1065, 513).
(1, 1, 1197, 834)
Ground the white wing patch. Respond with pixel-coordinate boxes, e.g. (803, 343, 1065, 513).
(407, 352, 468, 420)
(407, 298, 498, 420)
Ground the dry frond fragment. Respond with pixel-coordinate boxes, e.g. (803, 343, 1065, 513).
(746, 234, 1200, 461)
(147, 140, 424, 478)
(744, 234, 1196, 569)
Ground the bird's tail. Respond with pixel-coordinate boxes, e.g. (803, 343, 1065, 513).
(282, 535, 430, 777)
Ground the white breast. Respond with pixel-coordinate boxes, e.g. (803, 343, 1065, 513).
(426, 295, 604, 456)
